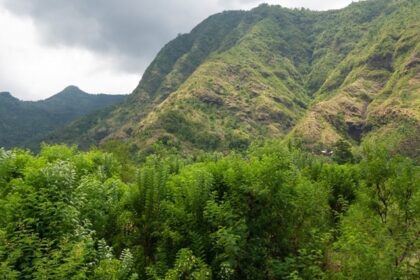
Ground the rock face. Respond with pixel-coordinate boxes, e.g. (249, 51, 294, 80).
(48, 0, 419, 158)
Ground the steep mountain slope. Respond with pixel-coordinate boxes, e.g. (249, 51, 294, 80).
(49, 0, 420, 156)
(290, 0, 420, 157)
(0, 86, 125, 149)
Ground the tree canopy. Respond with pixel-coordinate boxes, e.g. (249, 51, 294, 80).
(0, 142, 418, 279)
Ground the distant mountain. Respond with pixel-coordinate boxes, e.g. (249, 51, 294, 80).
(0, 86, 125, 149)
(47, 0, 419, 159)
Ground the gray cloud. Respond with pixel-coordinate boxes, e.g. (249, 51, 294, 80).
(0, 0, 354, 75)
(1, 0, 227, 73)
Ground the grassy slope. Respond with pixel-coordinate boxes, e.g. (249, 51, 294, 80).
(127, 7, 315, 152)
(48, 0, 420, 157)
(47, 10, 252, 149)
(290, 0, 420, 158)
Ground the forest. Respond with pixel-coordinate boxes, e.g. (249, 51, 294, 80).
(0, 141, 418, 279)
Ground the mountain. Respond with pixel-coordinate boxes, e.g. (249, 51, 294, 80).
(48, 0, 419, 158)
(289, 0, 420, 158)
(0, 86, 125, 149)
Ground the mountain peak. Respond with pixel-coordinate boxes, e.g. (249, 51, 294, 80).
(0, 87, 125, 149)
(60, 85, 85, 94)
(45, 86, 88, 101)
(0, 91, 18, 100)
(0, 91, 12, 96)
(65, 85, 77, 88)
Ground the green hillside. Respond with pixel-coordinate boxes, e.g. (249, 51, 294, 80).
(291, 0, 420, 158)
(0, 86, 125, 149)
(48, 0, 419, 159)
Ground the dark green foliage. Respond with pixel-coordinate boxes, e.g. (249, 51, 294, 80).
(332, 139, 354, 164)
(0, 86, 124, 150)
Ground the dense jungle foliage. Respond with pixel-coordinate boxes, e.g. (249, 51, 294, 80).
(0, 142, 418, 279)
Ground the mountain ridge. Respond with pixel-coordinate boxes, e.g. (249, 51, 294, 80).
(45, 0, 419, 159)
(0, 86, 125, 149)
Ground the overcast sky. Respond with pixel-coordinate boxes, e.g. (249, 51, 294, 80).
(0, 0, 356, 100)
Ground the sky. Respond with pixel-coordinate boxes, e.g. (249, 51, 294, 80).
(0, 0, 356, 100)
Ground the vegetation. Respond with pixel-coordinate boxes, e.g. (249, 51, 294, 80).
(0, 1, 418, 278)
(46, 0, 419, 163)
(0, 142, 418, 279)
(0, 86, 124, 149)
